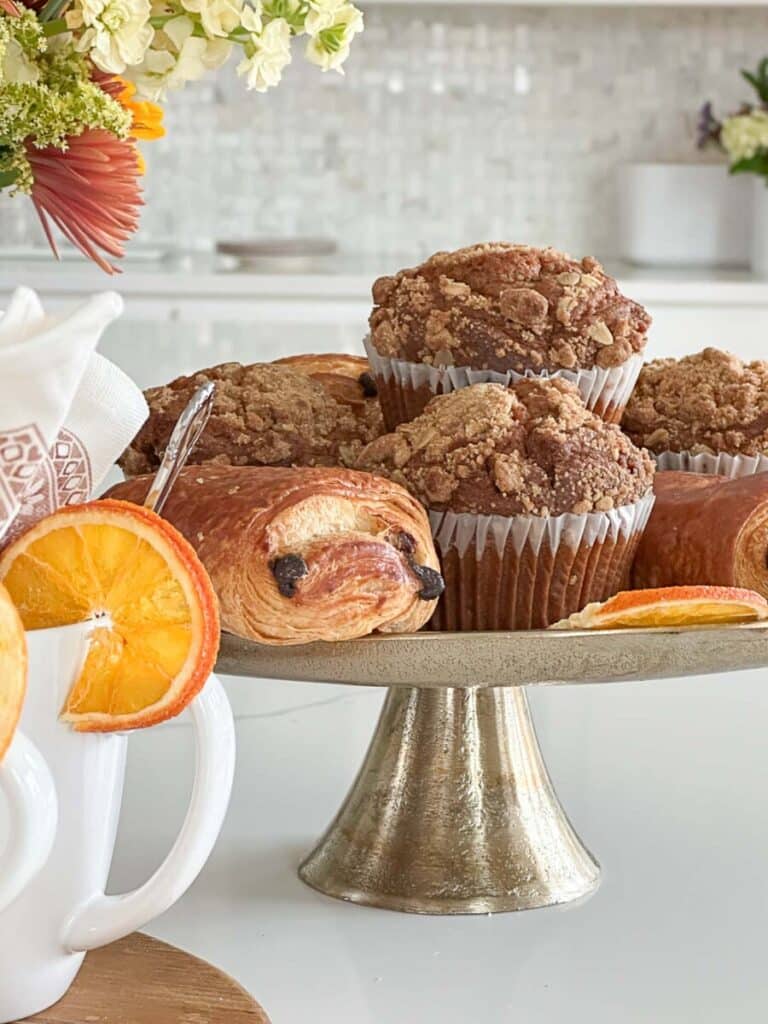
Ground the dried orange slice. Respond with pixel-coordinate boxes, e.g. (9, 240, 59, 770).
(0, 500, 219, 732)
(0, 582, 27, 760)
(553, 585, 768, 631)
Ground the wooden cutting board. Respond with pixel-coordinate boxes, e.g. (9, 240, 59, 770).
(20, 933, 270, 1024)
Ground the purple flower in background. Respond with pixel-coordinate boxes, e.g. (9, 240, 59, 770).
(697, 101, 722, 149)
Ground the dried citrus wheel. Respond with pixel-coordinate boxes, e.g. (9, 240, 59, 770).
(0, 581, 27, 760)
(0, 500, 219, 732)
(553, 585, 768, 631)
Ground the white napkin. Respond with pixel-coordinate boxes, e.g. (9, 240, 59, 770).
(0, 288, 148, 542)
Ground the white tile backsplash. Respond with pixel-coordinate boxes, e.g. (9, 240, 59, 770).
(2, 5, 766, 261)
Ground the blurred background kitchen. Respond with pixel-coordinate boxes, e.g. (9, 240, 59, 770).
(4, 8, 768, 1022)
(2, 3, 768, 385)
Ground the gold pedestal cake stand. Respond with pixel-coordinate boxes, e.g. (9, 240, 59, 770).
(218, 622, 768, 916)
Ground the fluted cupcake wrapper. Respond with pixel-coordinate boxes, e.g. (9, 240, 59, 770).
(427, 493, 655, 632)
(364, 336, 643, 430)
(654, 451, 768, 479)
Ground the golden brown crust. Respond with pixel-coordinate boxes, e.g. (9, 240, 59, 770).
(119, 362, 374, 477)
(273, 353, 371, 380)
(369, 243, 651, 374)
(632, 470, 768, 598)
(357, 378, 654, 517)
(107, 465, 442, 645)
(623, 348, 768, 456)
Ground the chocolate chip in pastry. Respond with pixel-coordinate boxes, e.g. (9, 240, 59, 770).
(369, 243, 651, 375)
(119, 362, 373, 477)
(107, 465, 443, 645)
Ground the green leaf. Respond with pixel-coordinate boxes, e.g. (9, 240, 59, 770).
(741, 60, 768, 103)
(730, 152, 768, 177)
(0, 170, 18, 188)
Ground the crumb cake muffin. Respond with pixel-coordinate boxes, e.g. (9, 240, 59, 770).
(272, 352, 384, 441)
(119, 362, 376, 477)
(357, 378, 655, 630)
(366, 243, 651, 430)
(622, 348, 768, 477)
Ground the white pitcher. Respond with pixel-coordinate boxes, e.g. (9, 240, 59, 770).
(0, 623, 236, 1022)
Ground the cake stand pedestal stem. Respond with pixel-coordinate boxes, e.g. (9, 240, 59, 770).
(298, 685, 600, 914)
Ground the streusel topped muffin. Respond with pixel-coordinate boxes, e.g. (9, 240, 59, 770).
(369, 244, 651, 375)
(623, 348, 768, 457)
(120, 362, 371, 476)
(357, 379, 654, 517)
(357, 379, 654, 632)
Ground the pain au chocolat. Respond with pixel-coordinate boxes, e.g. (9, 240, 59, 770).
(119, 361, 381, 478)
(108, 465, 443, 645)
(632, 470, 768, 598)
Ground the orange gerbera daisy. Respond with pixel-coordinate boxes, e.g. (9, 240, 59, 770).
(28, 129, 143, 276)
(115, 79, 165, 142)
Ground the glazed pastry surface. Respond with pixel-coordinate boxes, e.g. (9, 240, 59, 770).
(108, 465, 442, 645)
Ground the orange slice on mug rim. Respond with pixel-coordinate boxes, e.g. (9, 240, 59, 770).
(0, 500, 219, 732)
(0, 581, 27, 760)
(553, 585, 768, 631)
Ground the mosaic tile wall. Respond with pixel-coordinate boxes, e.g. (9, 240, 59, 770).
(2, 4, 767, 259)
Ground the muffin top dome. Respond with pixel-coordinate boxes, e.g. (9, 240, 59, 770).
(356, 378, 654, 517)
(368, 243, 651, 374)
(119, 362, 374, 477)
(622, 348, 768, 456)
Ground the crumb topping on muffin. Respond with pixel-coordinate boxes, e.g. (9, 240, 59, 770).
(369, 243, 651, 374)
(271, 352, 384, 440)
(119, 362, 372, 476)
(622, 348, 768, 456)
(356, 379, 654, 516)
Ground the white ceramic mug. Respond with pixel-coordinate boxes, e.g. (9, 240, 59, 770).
(0, 732, 57, 915)
(0, 623, 236, 1022)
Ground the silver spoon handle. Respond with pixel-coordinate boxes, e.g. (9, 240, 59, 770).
(143, 382, 215, 514)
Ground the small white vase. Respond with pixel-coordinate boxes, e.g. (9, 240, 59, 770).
(751, 177, 768, 278)
(618, 163, 751, 268)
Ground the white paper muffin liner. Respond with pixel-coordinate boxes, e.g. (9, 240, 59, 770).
(364, 335, 643, 429)
(654, 450, 768, 479)
(427, 493, 655, 631)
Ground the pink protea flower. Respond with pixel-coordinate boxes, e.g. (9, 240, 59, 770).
(27, 129, 144, 275)
(0, 0, 21, 15)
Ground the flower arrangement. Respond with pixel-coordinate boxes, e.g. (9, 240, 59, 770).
(0, 0, 363, 272)
(698, 57, 768, 186)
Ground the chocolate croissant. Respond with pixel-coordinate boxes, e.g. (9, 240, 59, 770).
(108, 465, 444, 645)
(632, 471, 768, 597)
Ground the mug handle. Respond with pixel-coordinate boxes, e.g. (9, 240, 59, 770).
(0, 731, 58, 913)
(64, 674, 235, 952)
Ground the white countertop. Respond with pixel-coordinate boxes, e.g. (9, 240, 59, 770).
(109, 670, 768, 1023)
(3, 253, 768, 306)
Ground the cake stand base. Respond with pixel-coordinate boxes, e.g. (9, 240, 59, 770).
(299, 686, 600, 914)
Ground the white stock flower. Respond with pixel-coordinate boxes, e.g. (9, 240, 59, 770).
(721, 110, 768, 164)
(1, 38, 40, 84)
(72, 0, 154, 74)
(304, 3, 361, 73)
(304, 0, 346, 37)
(181, 0, 244, 39)
(130, 15, 230, 100)
(236, 16, 291, 92)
